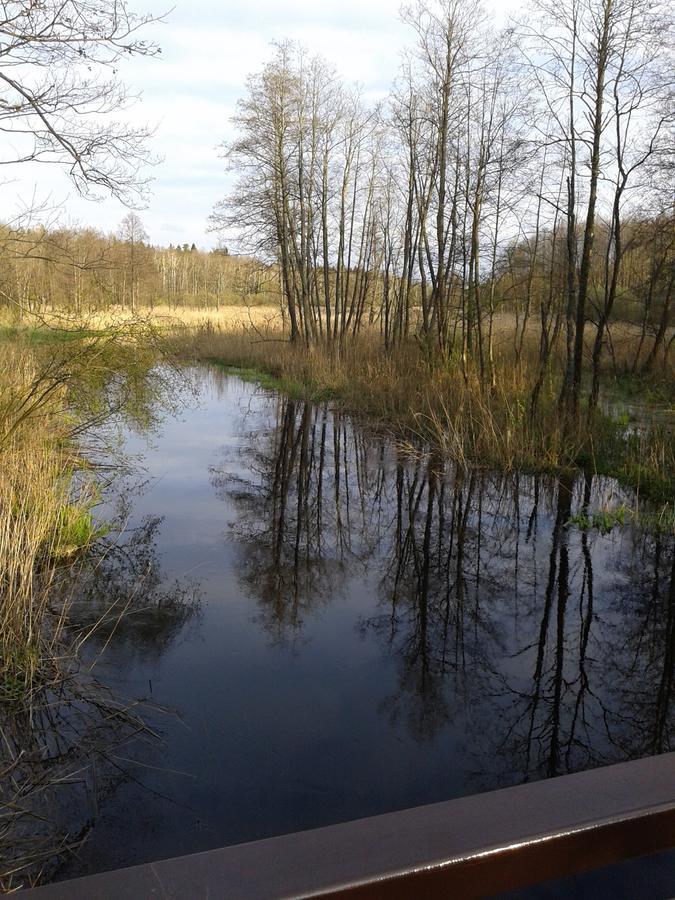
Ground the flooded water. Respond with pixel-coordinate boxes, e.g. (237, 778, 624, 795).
(57, 366, 674, 881)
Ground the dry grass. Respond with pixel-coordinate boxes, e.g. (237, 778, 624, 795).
(0, 330, 164, 889)
(177, 321, 568, 469)
(0, 345, 89, 697)
(174, 313, 673, 498)
(0, 324, 164, 698)
(0, 442, 65, 695)
(0, 671, 159, 890)
(1, 303, 283, 334)
(140, 304, 283, 330)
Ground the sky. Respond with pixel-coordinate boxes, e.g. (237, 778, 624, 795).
(3, 0, 520, 250)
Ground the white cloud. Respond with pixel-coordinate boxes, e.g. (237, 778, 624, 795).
(1, 0, 521, 248)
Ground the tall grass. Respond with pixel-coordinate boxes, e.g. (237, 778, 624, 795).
(0, 302, 282, 336)
(0, 441, 63, 696)
(0, 321, 176, 888)
(0, 342, 94, 698)
(179, 317, 673, 500)
(0, 318, 169, 698)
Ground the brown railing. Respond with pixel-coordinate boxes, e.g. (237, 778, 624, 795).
(23, 752, 675, 898)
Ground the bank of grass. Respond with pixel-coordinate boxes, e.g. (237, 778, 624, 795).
(0, 317, 172, 701)
(0, 347, 101, 700)
(179, 320, 674, 504)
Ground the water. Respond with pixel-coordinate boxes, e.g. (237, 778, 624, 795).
(57, 365, 674, 881)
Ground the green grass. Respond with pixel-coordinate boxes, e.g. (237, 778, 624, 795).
(568, 501, 674, 536)
(567, 505, 628, 535)
(578, 409, 675, 502)
(4, 324, 109, 344)
(610, 372, 675, 406)
(207, 360, 340, 403)
(0, 649, 38, 702)
(53, 503, 107, 558)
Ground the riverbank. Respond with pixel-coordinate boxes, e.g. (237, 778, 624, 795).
(0, 318, 175, 696)
(175, 320, 674, 506)
(2, 307, 672, 508)
(0, 320, 182, 889)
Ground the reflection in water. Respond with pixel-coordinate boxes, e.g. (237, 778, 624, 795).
(213, 391, 674, 783)
(34, 367, 673, 885)
(1, 505, 201, 890)
(70, 512, 202, 662)
(212, 398, 384, 642)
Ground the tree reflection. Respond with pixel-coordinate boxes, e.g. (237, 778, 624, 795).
(367, 460, 486, 741)
(68, 514, 202, 663)
(0, 509, 202, 891)
(212, 397, 385, 643)
(470, 474, 674, 790)
(215, 390, 674, 784)
(604, 532, 675, 757)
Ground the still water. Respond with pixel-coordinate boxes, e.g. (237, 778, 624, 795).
(59, 365, 674, 881)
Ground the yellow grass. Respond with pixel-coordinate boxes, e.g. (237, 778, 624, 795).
(0, 303, 283, 333)
(176, 321, 568, 469)
(0, 347, 70, 694)
(169, 310, 673, 499)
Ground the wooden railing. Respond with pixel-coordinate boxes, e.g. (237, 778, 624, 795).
(23, 752, 675, 898)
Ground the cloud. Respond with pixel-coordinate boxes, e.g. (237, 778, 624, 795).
(1, 0, 519, 248)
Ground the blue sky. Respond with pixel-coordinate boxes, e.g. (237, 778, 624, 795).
(3, 0, 519, 249)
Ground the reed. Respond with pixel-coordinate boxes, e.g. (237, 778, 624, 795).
(1, 302, 282, 335)
(178, 317, 673, 500)
(0, 321, 165, 698)
(0, 347, 98, 697)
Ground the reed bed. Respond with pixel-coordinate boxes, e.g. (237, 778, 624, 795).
(0, 343, 90, 698)
(0, 441, 65, 696)
(0, 320, 178, 699)
(1, 303, 283, 335)
(178, 316, 674, 501)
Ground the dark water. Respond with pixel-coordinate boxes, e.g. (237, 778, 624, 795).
(58, 366, 674, 883)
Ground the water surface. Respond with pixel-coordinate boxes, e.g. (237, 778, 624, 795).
(60, 366, 675, 879)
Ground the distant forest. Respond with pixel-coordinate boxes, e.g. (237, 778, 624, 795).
(0, 219, 276, 312)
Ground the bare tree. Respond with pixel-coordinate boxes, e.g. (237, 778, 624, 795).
(118, 212, 148, 311)
(0, 0, 160, 203)
(211, 41, 382, 348)
(524, 0, 673, 426)
(211, 0, 673, 431)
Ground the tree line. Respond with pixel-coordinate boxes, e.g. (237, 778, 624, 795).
(0, 216, 275, 313)
(211, 0, 674, 426)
